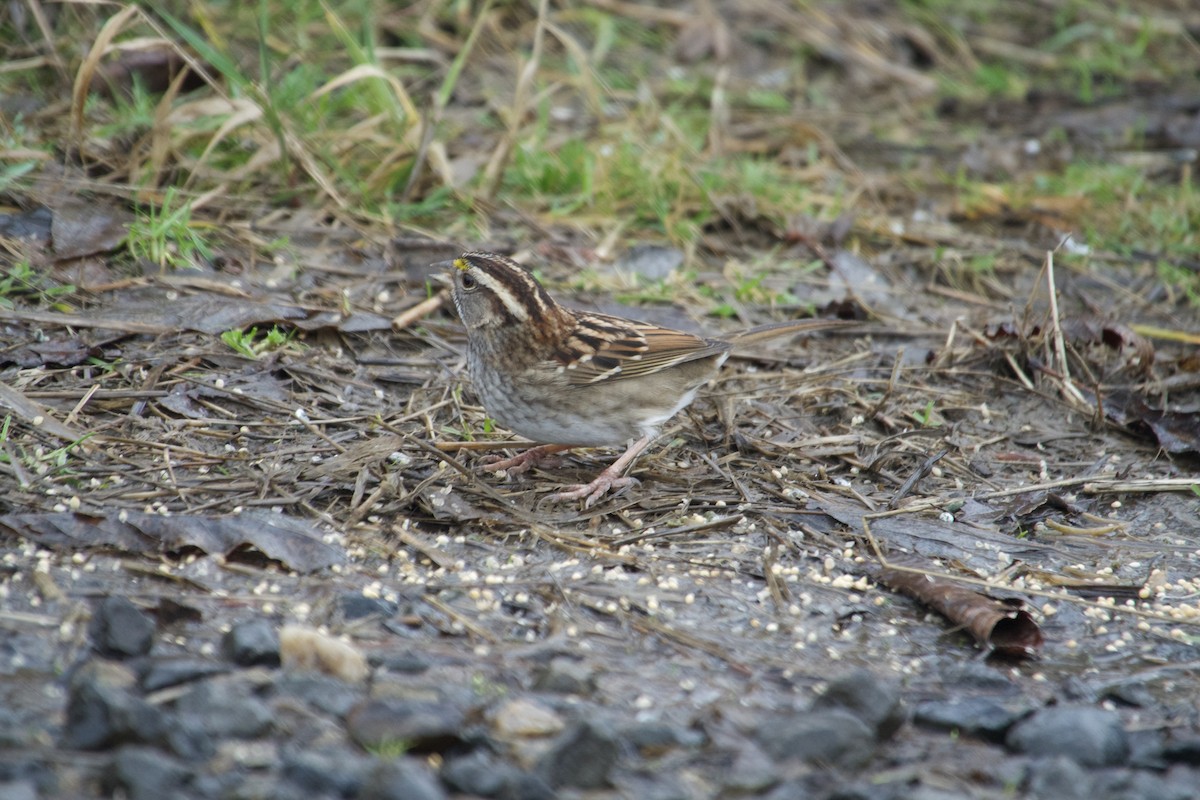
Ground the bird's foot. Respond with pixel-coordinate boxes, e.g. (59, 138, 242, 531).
(545, 470, 640, 509)
(481, 444, 570, 476)
(542, 433, 655, 508)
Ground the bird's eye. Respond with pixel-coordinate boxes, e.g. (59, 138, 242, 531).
(460, 272, 477, 290)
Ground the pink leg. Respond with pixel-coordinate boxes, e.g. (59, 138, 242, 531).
(545, 434, 655, 509)
(483, 444, 571, 476)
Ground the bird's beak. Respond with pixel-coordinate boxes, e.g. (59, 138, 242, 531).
(429, 265, 454, 286)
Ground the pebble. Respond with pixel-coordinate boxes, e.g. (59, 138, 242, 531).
(63, 660, 213, 760)
(444, 753, 554, 800)
(88, 597, 155, 658)
(620, 721, 705, 755)
(1091, 767, 1197, 800)
(359, 757, 447, 800)
(940, 661, 1020, 693)
(913, 697, 1027, 742)
(174, 677, 274, 738)
(722, 744, 781, 794)
(536, 719, 620, 789)
(1127, 727, 1167, 770)
(338, 591, 400, 620)
(221, 620, 280, 667)
(532, 656, 596, 695)
(1007, 706, 1130, 767)
(754, 709, 876, 768)
(346, 699, 467, 752)
(106, 746, 191, 800)
(1101, 680, 1155, 708)
(274, 672, 364, 717)
(279, 624, 370, 683)
(441, 750, 516, 797)
(139, 658, 229, 693)
(442, 750, 556, 799)
(280, 745, 373, 797)
(1164, 736, 1200, 765)
(62, 660, 166, 750)
(810, 668, 905, 740)
(492, 697, 565, 738)
(1025, 754, 1090, 799)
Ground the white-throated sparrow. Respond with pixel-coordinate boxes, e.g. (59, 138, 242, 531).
(446, 251, 844, 507)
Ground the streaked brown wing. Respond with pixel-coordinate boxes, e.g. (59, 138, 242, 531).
(552, 313, 728, 386)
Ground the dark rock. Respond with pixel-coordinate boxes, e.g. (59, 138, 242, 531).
(162, 726, 213, 763)
(1007, 706, 1129, 767)
(755, 709, 876, 768)
(63, 660, 167, 750)
(913, 698, 1027, 742)
(106, 746, 191, 800)
(1091, 768, 1196, 800)
(338, 592, 399, 620)
(1025, 755, 1089, 800)
(620, 721, 705, 755)
(1058, 677, 1096, 703)
(1164, 736, 1200, 764)
(89, 597, 155, 658)
(347, 699, 467, 753)
(722, 744, 781, 794)
(275, 672, 363, 717)
(1101, 680, 1155, 708)
(63, 661, 215, 761)
(536, 719, 620, 789)
(442, 749, 552, 799)
(359, 757, 446, 800)
(221, 619, 280, 667)
(175, 678, 273, 738)
(1127, 728, 1167, 769)
(532, 657, 595, 695)
(188, 771, 246, 799)
(139, 658, 229, 692)
(280, 746, 372, 798)
(810, 669, 905, 740)
(442, 750, 511, 797)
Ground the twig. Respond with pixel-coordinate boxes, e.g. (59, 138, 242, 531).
(423, 594, 498, 642)
(1044, 251, 1088, 409)
(392, 291, 446, 330)
(612, 514, 744, 547)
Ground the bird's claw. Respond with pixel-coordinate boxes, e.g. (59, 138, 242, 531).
(546, 474, 639, 508)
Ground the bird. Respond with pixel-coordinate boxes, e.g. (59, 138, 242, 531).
(445, 251, 844, 507)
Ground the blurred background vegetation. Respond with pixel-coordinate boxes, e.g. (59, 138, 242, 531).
(1, 0, 1198, 303)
